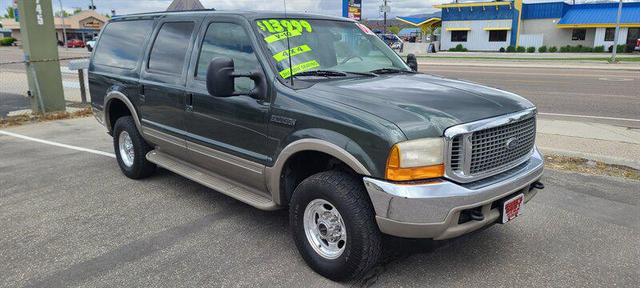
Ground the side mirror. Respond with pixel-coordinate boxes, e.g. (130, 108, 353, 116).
(206, 57, 266, 100)
(407, 53, 418, 71)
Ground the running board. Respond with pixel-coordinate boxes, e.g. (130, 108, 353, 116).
(146, 150, 279, 211)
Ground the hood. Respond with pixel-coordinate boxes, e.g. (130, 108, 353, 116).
(307, 73, 534, 139)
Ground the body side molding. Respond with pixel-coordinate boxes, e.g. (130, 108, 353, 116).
(265, 138, 372, 205)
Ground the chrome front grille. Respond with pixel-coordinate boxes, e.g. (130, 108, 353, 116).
(445, 108, 537, 183)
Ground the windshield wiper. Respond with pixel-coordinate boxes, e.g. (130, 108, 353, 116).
(369, 68, 416, 75)
(294, 70, 348, 78)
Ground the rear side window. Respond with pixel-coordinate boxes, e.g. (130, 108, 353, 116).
(148, 22, 195, 75)
(93, 20, 154, 69)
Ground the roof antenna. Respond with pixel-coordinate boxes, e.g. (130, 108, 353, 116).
(283, 0, 295, 86)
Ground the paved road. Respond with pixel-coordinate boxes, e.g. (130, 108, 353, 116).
(0, 118, 638, 287)
(421, 65, 640, 126)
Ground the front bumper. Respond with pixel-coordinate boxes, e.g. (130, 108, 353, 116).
(363, 148, 544, 240)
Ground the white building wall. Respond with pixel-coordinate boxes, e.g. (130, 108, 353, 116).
(520, 18, 595, 48)
(441, 20, 512, 51)
(593, 27, 629, 49)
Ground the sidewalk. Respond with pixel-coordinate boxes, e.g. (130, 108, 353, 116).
(417, 57, 640, 71)
(537, 118, 640, 169)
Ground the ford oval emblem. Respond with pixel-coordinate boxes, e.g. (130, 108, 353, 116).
(505, 138, 519, 150)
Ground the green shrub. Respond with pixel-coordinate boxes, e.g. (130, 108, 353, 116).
(527, 46, 536, 53)
(617, 44, 626, 53)
(560, 45, 572, 52)
(538, 46, 547, 53)
(593, 45, 605, 53)
(516, 46, 526, 53)
(0, 37, 16, 46)
(499, 47, 505, 52)
(570, 45, 583, 52)
(581, 46, 593, 52)
(449, 44, 468, 52)
(548, 46, 557, 52)
(506, 45, 516, 52)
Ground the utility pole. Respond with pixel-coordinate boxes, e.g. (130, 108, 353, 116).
(58, 0, 67, 50)
(16, 0, 66, 113)
(381, 0, 389, 34)
(610, 0, 623, 63)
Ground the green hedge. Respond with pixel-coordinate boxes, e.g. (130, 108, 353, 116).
(538, 46, 547, 53)
(548, 46, 557, 52)
(516, 46, 526, 53)
(0, 37, 16, 46)
(593, 45, 605, 53)
(506, 45, 516, 52)
(448, 44, 468, 52)
(527, 47, 536, 53)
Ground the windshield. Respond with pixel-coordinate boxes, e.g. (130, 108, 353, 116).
(254, 19, 410, 79)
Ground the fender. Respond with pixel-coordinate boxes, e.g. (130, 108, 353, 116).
(265, 138, 372, 205)
(103, 91, 142, 134)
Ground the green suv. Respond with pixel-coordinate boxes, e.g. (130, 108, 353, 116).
(89, 10, 544, 281)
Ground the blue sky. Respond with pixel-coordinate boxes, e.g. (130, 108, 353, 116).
(0, 0, 629, 20)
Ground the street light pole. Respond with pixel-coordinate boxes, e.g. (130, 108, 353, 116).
(610, 0, 623, 63)
(58, 0, 67, 50)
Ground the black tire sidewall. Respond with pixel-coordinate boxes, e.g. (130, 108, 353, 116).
(112, 116, 155, 179)
(290, 171, 381, 281)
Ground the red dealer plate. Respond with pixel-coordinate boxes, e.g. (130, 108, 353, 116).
(502, 194, 525, 224)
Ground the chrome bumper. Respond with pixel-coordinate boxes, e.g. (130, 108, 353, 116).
(363, 148, 544, 240)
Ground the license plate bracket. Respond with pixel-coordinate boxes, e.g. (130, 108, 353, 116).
(501, 193, 525, 224)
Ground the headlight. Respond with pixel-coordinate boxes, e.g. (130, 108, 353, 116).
(385, 138, 445, 181)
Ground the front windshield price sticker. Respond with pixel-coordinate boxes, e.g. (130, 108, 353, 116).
(279, 60, 320, 79)
(257, 19, 312, 34)
(273, 44, 312, 62)
(264, 30, 302, 44)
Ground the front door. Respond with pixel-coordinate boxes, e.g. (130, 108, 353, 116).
(184, 17, 270, 190)
(140, 18, 200, 156)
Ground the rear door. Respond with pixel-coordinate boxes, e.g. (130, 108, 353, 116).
(140, 16, 202, 156)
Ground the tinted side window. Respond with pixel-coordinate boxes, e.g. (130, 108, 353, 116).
(197, 22, 259, 91)
(148, 22, 195, 75)
(94, 20, 154, 69)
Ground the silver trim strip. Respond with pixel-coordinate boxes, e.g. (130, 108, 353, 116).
(103, 91, 142, 133)
(265, 139, 372, 205)
(443, 107, 537, 183)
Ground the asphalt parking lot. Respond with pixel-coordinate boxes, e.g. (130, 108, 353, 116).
(1, 117, 639, 287)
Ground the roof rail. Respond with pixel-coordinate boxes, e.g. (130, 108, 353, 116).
(114, 8, 216, 18)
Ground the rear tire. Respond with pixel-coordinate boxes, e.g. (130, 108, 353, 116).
(289, 171, 382, 281)
(113, 116, 156, 179)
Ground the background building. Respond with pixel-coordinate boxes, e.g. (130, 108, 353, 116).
(1, 10, 108, 44)
(435, 1, 640, 52)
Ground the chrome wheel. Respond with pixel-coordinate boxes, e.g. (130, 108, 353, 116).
(118, 131, 134, 167)
(303, 199, 347, 259)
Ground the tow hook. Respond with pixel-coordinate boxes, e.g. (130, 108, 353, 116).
(531, 181, 545, 190)
(469, 210, 484, 221)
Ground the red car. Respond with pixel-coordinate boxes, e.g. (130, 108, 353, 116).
(66, 39, 85, 48)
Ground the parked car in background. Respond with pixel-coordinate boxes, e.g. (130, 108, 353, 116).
(86, 38, 98, 52)
(66, 39, 85, 48)
(378, 33, 403, 51)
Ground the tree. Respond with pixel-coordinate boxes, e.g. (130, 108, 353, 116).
(388, 26, 400, 35)
(4, 7, 15, 19)
(73, 8, 82, 15)
(55, 10, 72, 17)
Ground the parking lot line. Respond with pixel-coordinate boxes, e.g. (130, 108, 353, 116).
(0, 130, 115, 158)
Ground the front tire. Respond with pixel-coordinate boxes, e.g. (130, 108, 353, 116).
(113, 116, 156, 179)
(289, 171, 382, 281)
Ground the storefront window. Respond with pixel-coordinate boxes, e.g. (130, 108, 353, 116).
(451, 31, 468, 42)
(571, 29, 586, 41)
(604, 28, 615, 41)
(489, 30, 507, 42)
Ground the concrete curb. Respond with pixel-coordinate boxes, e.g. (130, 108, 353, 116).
(418, 61, 640, 71)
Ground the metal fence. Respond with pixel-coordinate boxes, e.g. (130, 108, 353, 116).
(0, 54, 90, 119)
